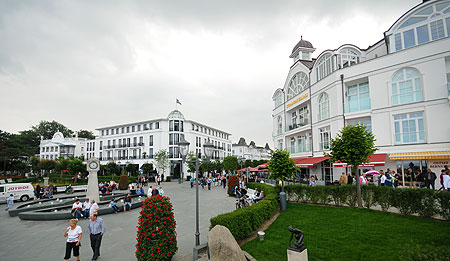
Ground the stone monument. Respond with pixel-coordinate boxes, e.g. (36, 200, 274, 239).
(287, 226, 308, 261)
(86, 157, 100, 203)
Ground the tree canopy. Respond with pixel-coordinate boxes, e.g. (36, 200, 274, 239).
(325, 124, 377, 208)
(223, 156, 239, 173)
(267, 149, 297, 192)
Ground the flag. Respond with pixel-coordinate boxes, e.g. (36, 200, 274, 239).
(176, 99, 182, 105)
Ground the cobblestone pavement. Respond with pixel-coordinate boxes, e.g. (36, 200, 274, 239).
(0, 181, 235, 261)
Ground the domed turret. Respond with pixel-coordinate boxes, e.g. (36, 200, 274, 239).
(167, 109, 185, 120)
(290, 36, 316, 61)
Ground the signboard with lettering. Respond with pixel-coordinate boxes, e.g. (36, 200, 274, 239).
(286, 93, 308, 108)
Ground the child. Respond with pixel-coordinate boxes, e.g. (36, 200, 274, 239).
(5, 194, 14, 211)
(110, 199, 118, 213)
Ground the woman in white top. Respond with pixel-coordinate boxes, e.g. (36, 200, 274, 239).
(72, 199, 83, 219)
(64, 218, 82, 261)
(360, 173, 369, 185)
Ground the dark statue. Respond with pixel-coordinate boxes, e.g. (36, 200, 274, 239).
(288, 226, 306, 252)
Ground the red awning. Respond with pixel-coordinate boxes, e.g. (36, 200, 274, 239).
(294, 157, 331, 168)
(256, 162, 269, 169)
(333, 153, 387, 167)
(237, 167, 259, 172)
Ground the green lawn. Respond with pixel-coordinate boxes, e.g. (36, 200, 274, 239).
(241, 203, 450, 261)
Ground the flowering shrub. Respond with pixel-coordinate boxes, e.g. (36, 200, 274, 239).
(136, 195, 177, 260)
(227, 175, 239, 196)
(118, 175, 129, 190)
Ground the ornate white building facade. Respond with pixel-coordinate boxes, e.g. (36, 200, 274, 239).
(85, 110, 232, 178)
(39, 132, 87, 160)
(272, 0, 450, 185)
(232, 137, 272, 161)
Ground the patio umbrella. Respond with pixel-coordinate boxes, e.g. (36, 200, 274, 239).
(365, 170, 380, 175)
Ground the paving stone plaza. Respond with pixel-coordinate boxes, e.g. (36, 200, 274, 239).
(0, 181, 235, 260)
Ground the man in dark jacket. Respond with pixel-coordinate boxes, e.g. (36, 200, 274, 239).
(425, 168, 437, 190)
(151, 187, 159, 196)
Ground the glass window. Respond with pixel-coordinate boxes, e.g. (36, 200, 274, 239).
(345, 82, 370, 112)
(430, 19, 445, 40)
(287, 72, 309, 100)
(137, 125, 141, 131)
(126, 126, 130, 133)
(111, 129, 114, 135)
(299, 106, 309, 125)
(318, 93, 330, 121)
(416, 24, 429, 44)
(391, 68, 422, 105)
(155, 122, 159, 129)
(446, 17, 450, 36)
(348, 118, 372, 133)
(319, 126, 331, 150)
(403, 29, 416, 48)
(394, 112, 425, 144)
(132, 126, 135, 132)
(316, 54, 335, 81)
(395, 33, 402, 51)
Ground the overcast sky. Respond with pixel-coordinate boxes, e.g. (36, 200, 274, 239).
(0, 0, 419, 147)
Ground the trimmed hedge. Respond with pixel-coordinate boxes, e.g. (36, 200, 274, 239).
(210, 183, 279, 240)
(284, 184, 450, 220)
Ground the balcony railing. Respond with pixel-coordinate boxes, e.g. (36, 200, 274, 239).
(287, 144, 312, 154)
(286, 120, 309, 132)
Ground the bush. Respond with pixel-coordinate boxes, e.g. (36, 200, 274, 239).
(210, 183, 278, 240)
(136, 195, 177, 260)
(436, 191, 450, 221)
(118, 175, 129, 190)
(400, 244, 450, 261)
(166, 176, 171, 182)
(283, 184, 448, 220)
(227, 175, 239, 196)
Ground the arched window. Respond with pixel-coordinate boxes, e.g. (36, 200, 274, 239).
(318, 93, 330, 121)
(391, 68, 423, 105)
(390, 1, 450, 52)
(338, 48, 361, 68)
(315, 54, 335, 81)
(287, 72, 309, 100)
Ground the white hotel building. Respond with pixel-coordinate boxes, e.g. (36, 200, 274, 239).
(272, 0, 450, 185)
(84, 110, 232, 178)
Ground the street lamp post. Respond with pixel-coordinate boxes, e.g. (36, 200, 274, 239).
(194, 140, 214, 246)
(178, 137, 190, 184)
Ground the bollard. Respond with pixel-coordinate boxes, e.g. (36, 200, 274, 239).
(280, 192, 287, 211)
(257, 231, 265, 241)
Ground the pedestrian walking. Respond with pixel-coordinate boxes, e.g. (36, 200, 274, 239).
(207, 178, 211, 190)
(5, 194, 14, 211)
(88, 213, 105, 261)
(222, 176, 226, 189)
(64, 218, 82, 261)
(190, 177, 194, 188)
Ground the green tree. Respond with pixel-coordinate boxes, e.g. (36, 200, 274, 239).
(126, 163, 137, 176)
(140, 163, 154, 175)
(67, 158, 85, 184)
(77, 130, 95, 139)
(186, 152, 197, 173)
(154, 150, 170, 176)
(213, 159, 223, 173)
(55, 157, 70, 181)
(29, 156, 41, 174)
(267, 149, 297, 192)
(38, 159, 56, 176)
(325, 124, 377, 208)
(223, 156, 239, 173)
(200, 158, 213, 175)
(105, 162, 121, 178)
(30, 120, 73, 140)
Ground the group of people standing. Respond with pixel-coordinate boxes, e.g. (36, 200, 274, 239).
(63, 213, 105, 261)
